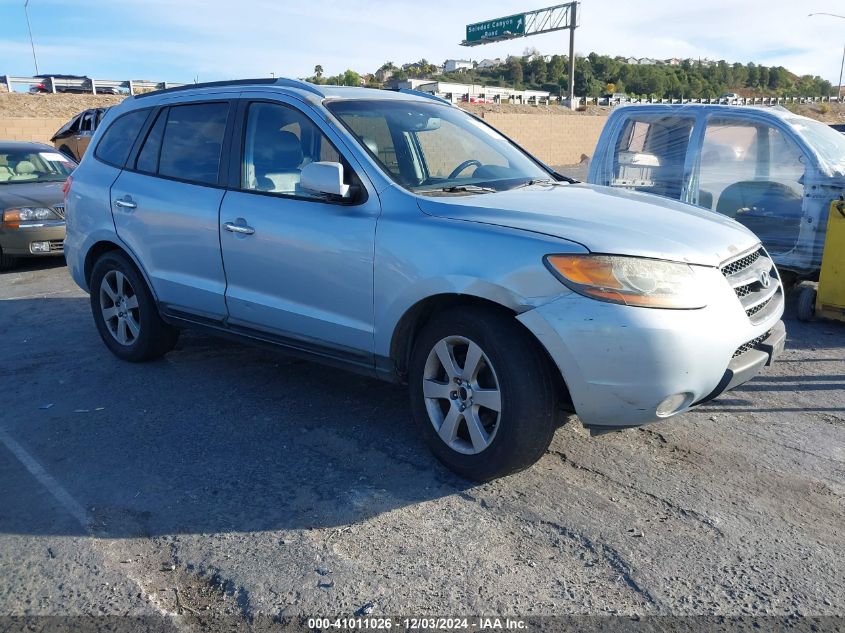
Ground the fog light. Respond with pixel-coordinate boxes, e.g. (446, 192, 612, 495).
(656, 392, 693, 417)
(30, 241, 50, 253)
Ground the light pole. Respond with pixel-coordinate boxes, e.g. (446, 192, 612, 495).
(808, 12, 845, 100)
(23, 0, 39, 75)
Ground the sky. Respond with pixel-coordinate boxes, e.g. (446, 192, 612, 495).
(0, 0, 844, 86)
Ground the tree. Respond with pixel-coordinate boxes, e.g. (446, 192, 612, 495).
(341, 69, 361, 86)
(746, 63, 759, 88)
(314, 65, 323, 79)
(548, 55, 566, 83)
(528, 55, 547, 85)
(507, 57, 524, 87)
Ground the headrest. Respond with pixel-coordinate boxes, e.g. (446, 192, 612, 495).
(255, 130, 303, 170)
(15, 161, 36, 175)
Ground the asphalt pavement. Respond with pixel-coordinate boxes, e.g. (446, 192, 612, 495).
(0, 258, 843, 630)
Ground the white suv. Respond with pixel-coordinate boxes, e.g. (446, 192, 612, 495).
(63, 78, 785, 480)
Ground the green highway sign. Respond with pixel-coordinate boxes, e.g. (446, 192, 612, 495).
(466, 13, 526, 43)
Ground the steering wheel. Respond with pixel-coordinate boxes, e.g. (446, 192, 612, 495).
(448, 159, 482, 180)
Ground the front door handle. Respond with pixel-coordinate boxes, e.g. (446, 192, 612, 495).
(223, 221, 255, 235)
(114, 197, 136, 210)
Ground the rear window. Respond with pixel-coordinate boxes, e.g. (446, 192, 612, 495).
(157, 103, 229, 185)
(94, 109, 149, 168)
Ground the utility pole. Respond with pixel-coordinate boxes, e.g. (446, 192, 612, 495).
(23, 0, 39, 75)
(839, 44, 845, 101)
(808, 13, 845, 100)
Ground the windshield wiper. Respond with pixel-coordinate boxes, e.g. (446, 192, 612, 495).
(420, 184, 498, 194)
(507, 177, 570, 190)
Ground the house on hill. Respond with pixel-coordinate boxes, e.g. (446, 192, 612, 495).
(444, 59, 473, 72)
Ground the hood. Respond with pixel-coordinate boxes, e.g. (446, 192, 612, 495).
(0, 182, 65, 209)
(416, 183, 760, 267)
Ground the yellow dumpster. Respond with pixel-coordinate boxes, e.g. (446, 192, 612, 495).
(797, 199, 845, 323)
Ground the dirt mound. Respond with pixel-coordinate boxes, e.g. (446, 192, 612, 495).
(0, 92, 126, 119)
(461, 102, 609, 116)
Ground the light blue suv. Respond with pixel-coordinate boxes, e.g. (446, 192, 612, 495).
(64, 78, 785, 480)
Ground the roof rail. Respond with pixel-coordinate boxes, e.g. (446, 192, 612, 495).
(133, 76, 325, 100)
(273, 77, 325, 97)
(134, 78, 278, 99)
(394, 88, 454, 105)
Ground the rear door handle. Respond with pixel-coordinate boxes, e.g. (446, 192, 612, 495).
(114, 197, 136, 210)
(223, 221, 255, 235)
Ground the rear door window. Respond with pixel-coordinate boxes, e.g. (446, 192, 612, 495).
(94, 109, 150, 168)
(609, 115, 695, 200)
(158, 103, 229, 186)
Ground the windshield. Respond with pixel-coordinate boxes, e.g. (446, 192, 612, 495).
(785, 116, 845, 177)
(0, 149, 76, 184)
(326, 99, 551, 193)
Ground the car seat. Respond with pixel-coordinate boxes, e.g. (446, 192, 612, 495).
(9, 161, 38, 181)
(716, 181, 802, 219)
(716, 180, 803, 254)
(251, 106, 305, 193)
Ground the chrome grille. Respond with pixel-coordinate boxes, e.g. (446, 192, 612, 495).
(733, 330, 772, 358)
(720, 247, 783, 324)
(721, 250, 760, 276)
(53, 204, 66, 219)
(48, 240, 64, 252)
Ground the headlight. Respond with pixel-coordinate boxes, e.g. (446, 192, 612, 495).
(2, 207, 61, 227)
(544, 254, 706, 309)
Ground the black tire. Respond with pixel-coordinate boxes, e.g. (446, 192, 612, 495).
(0, 246, 17, 272)
(408, 306, 558, 481)
(89, 251, 179, 361)
(796, 283, 817, 322)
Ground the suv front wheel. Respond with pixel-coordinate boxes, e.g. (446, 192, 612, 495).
(89, 251, 179, 361)
(409, 306, 559, 481)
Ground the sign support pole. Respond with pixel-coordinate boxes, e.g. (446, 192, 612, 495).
(461, 3, 580, 109)
(568, 2, 576, 110)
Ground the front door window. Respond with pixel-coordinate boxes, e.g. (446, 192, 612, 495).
(697, 119, 805, 255)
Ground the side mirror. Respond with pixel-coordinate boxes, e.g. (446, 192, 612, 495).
(300, 161, 350, 199)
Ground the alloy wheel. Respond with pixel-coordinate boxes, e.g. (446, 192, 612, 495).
(422, 335, 502, 455)
(99, 270, 140, 346)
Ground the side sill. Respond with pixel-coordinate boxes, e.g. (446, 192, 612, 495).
(161, 309, 386, 381)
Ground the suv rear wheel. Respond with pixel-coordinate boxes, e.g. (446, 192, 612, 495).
(409, 306, 558, 481)
(89, 251, 179, 361)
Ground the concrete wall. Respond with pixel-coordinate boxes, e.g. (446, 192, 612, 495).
(0, 117, 66, 144)
(0, 113, 608, 165)
(480, 113, 607, 165)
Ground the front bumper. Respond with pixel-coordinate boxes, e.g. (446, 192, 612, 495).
(0, 222, 66, 257)
(517, 267, 785, 429)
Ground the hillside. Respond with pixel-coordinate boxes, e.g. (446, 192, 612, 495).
(1, 90, 843, 125)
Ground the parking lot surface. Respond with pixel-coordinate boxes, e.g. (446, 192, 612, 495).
(1, 260, 843, 625)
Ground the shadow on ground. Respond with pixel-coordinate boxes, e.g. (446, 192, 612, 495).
(0, 296, 473, 539)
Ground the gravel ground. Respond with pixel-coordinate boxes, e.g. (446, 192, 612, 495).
(0, 260, 843, 630)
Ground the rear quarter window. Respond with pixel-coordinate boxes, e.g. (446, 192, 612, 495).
(94, 109, 150, 168)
